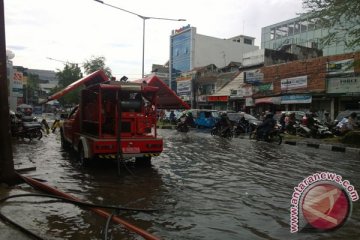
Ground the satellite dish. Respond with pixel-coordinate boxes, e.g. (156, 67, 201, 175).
(6, 50, 15, 59)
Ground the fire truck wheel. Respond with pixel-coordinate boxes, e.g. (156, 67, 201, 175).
(78, 145, 89, 166)
(135, 156, 152, 167)
(60, 131, 70, 149)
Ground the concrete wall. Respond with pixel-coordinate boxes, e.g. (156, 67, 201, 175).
(193, 34, 258, 69)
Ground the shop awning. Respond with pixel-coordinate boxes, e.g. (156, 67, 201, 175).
(135, 75, 190, 109)
(254, 97, 281, 105)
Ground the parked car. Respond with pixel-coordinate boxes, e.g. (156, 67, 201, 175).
(179, 109, 220, 128)
(227, 112, 262, 126)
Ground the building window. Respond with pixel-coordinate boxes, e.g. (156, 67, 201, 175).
(294, 21, 300, 34)
(270, 28, 275, 39)
(244, 38, 253, 45)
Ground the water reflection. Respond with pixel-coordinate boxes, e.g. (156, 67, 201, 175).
(2, 130, 359, 239)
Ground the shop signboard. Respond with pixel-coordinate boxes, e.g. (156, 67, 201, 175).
(207, 96, 229, 102)
(327, 59, 354, 75)
(231, 86, 253, 98)
(281, 95, 312, 104)
(177, 79, 192, 96)
(12, 71, 24, 97)
(327, 76, 360, 94)
(256, 83, 273, 92)
(281, 76, 307, 90)
(244, 71, 263, 84)
(245, 98, 254, 107)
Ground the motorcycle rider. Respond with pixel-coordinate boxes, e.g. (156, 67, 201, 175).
(177, 111, 194, 132)
(337, 112, 358, 135)
(184, 112, 195, 127)
(256, 112, 276, 140)
(285, 112, 297, 134)
(216, 112, 232, 135)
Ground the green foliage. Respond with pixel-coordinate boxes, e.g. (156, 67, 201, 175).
(25, 74, 41, 104)
(340, 131, 360, 146)
(82, 56, 112, 77)
(55, 63, 83, 106)
(302, 0, 360, 49)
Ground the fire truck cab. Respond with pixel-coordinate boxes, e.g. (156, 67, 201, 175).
(45, 70, 189, 166)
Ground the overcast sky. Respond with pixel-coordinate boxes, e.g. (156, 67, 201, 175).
(5, 0, 304, 80)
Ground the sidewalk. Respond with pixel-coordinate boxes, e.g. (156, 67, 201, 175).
(282, 135, 360, 154)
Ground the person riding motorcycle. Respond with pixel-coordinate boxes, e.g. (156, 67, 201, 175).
(256, 113, 276, 140)
(184, 112, 195, 127)
(215, 113, 232, 135)
(285, 112, 297, 134)
(176, 112, 195, 132)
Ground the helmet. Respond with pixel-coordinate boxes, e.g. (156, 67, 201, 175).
(187, 112, 193, 117)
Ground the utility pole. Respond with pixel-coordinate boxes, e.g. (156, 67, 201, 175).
(0, 0, 18, 184)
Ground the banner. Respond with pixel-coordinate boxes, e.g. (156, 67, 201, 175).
(177, 79, 192, 95)
(327, 76, 360, 94)
(244, 71, 263, 84)
(327, 59, 354, 75)
(281, 95, 312, 104)
(281, 76, 307, 90)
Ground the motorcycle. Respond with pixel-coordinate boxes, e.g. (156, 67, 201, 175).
(249, 124, 282, 145)
(211, 124, 233, 139)
(233, 120, 254, 136)
(10, 112, 43, 141)
(176, 121, 190, 133)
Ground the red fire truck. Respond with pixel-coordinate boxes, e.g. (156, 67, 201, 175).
(45, 70, 189, 166)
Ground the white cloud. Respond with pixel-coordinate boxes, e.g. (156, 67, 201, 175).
(5, 0, 303, 80)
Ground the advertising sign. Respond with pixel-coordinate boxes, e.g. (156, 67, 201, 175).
(256, 83, 273, 92)
(232, 86, 253, 97)
(244, 71, 264, 84)
(281, 95, 312, 104)
(327, 76, 360, 94)
(207, 96, 229, 102)
(177, 79, 192, 95)
(12, 71, 24, 97)
(281, 76, 307, 90)
(327, 59, 354, 75)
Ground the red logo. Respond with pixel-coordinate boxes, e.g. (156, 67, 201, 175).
(302, 183, 350, 231)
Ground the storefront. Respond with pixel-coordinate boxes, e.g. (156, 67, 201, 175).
(207, 95, 229, 110)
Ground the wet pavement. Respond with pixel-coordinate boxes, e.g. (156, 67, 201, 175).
(1, 129, 359, 239)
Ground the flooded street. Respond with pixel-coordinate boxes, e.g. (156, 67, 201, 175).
(1, 129, 360, 239)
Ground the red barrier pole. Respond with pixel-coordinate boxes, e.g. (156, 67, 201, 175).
(19, 174, 160, 240)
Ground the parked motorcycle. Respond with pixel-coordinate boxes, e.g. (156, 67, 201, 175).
(10, 112, 43, 141)
(249, 125, 282, 145)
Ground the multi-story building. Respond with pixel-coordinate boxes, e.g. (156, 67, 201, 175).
(149, 63, 170, 86)
(169, 24, 259, 92)
(261, 15, 360, 56)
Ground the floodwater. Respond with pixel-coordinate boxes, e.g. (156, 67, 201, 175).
(1, 129, 359, 240)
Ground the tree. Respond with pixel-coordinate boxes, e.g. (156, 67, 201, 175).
(54, 63, 83, 106)
(302, 0, 360, 49)
(25, 73, 40, 105)
(83, 56, 112, 77)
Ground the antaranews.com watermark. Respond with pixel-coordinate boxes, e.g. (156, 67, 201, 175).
(290, 172, 358, 233)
